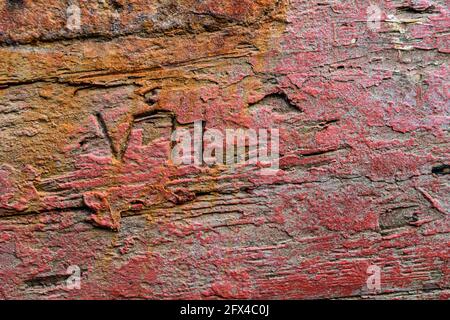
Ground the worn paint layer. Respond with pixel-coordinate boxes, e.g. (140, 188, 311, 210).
(0, 0, 449, 299)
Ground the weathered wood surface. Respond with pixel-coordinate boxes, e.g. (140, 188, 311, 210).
(0, 0, 448, 299)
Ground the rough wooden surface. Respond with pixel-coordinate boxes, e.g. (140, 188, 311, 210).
(0, 0, 448, 299)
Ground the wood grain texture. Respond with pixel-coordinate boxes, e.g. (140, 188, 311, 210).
(0, 0, 448, 299)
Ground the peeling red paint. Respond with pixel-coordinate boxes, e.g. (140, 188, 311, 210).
(0, 0, 448, 300)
